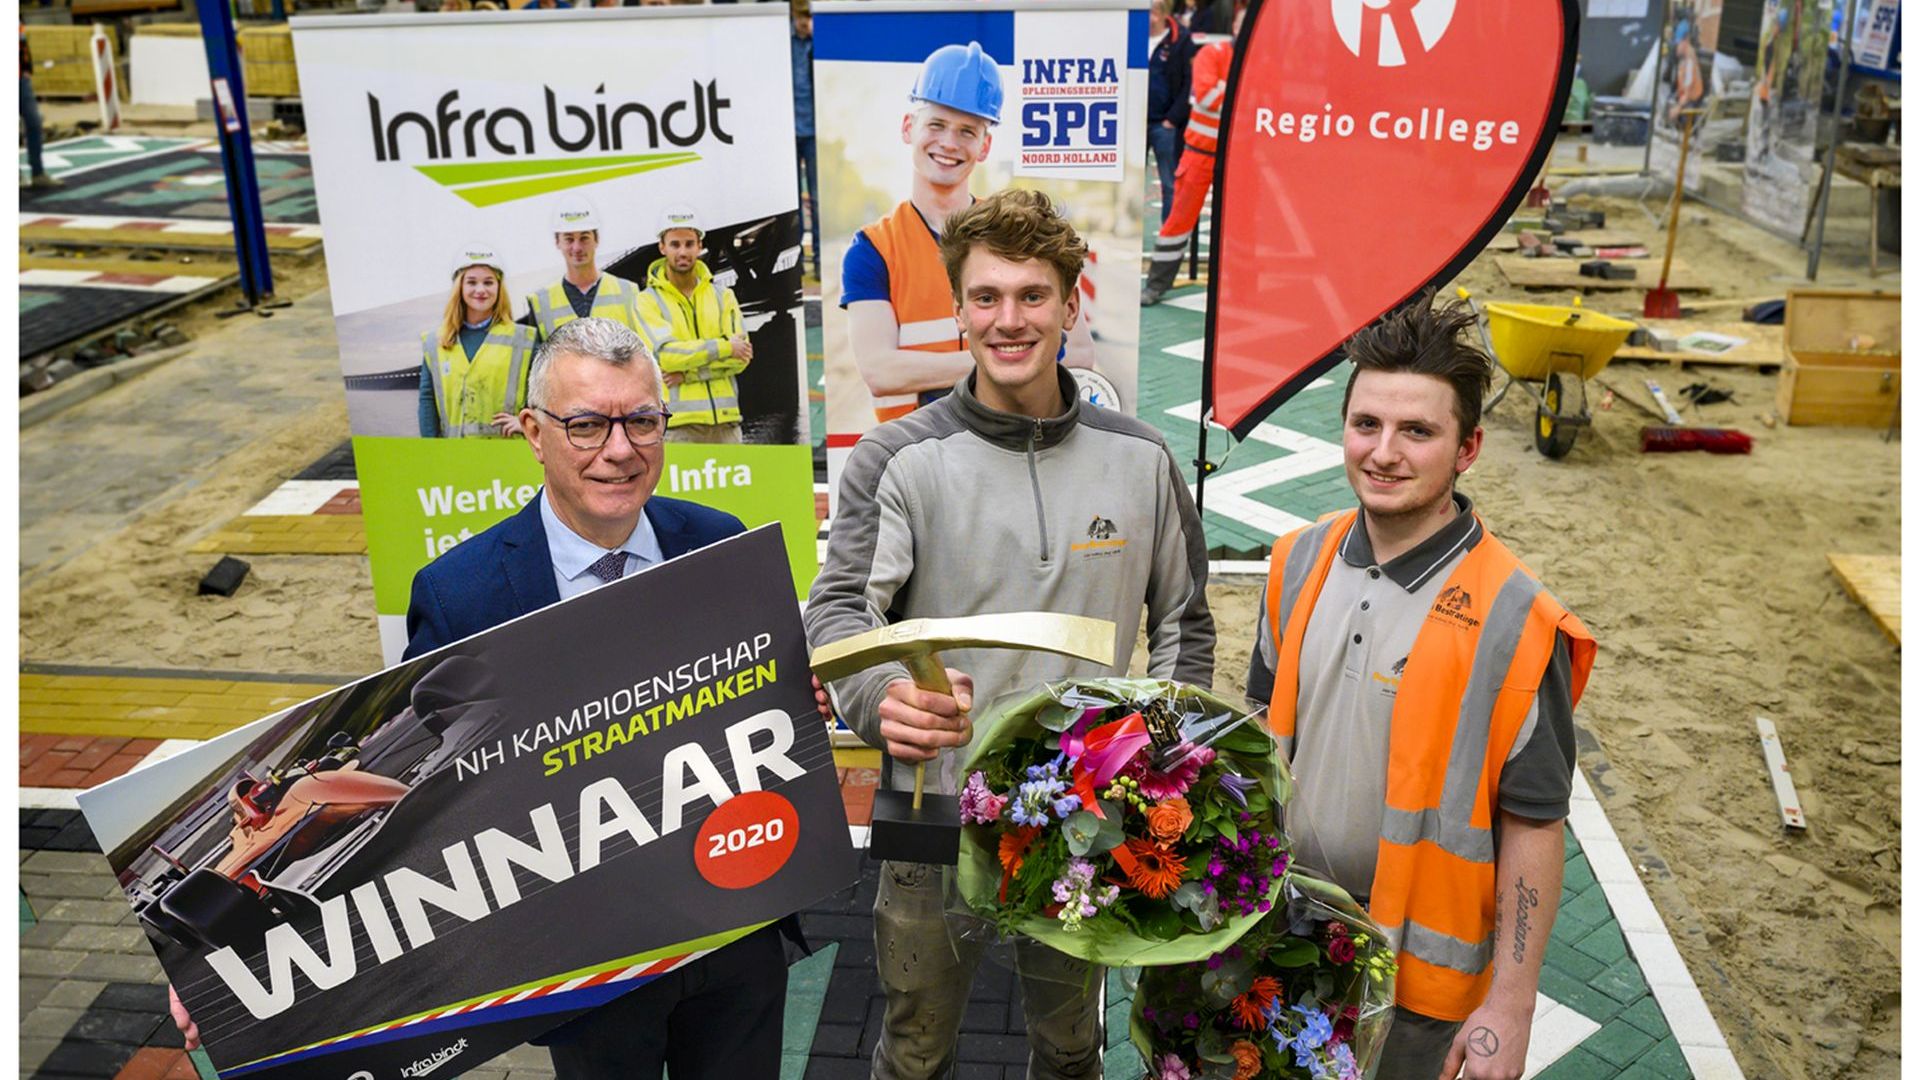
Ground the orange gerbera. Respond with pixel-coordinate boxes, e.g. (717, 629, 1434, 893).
(1117, 837, 1187, 899)
(1230, 1039, 1263, 1080)
(1229, 975, 1283, 1029)
(1000, 826, 1040, 875)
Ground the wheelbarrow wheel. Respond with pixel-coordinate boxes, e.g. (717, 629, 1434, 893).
(1535, 372, 1584, 459)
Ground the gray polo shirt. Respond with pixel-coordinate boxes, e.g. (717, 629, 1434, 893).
(1247, 494, 1575, 901)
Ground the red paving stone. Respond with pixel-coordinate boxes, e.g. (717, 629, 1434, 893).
(840, 766, 878, 826)
(21, 734, 63, 765)
(84, 753, 150, 785)
(116, 1048, 185, 1080)
(93, 272, 172, 287)
(66, 736, 131, 772)
(165, 1056, 201, 1080)
(22, 735, 166, 788)
(53, 735, 93, 752)
(315, 489, 362, 515)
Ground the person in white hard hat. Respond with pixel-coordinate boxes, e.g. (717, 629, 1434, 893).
(841, 42, 1095, 425)
(419, 245, 539, 437)
(633, 205, 753, 444)
(525, 194, 648, 341)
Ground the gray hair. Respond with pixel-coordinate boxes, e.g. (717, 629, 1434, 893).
(526, 316, 665, 410)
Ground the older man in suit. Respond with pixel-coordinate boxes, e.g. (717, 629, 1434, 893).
(404, 316, 783, 1079)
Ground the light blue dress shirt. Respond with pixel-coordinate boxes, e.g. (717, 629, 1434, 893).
(537, 489, 666, 600)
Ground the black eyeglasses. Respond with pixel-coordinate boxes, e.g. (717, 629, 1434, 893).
(536, 407, 672, 449)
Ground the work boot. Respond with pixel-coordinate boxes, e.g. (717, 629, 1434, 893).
(1141, 285, 1165, 307)
(29, 173, 62, 189)
(1141, 247, 1183, 305)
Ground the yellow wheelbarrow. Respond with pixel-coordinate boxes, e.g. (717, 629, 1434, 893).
(1457, 289, 1636, 459)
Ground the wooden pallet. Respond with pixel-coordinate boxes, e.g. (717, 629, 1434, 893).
(1611, 321, 1786, 369)
(1496, 254, 1706, 292)
(1828, 553, 1900, 645)
(21, 222, 323, 256)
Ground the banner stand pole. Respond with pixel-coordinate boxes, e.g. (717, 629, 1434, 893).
(196, 0, 288, 318)
(1193, 406, 1216, 517)
(1804, 0, 1859, 282)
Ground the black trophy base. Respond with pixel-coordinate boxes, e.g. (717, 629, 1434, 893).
(868, 789, 962, 865)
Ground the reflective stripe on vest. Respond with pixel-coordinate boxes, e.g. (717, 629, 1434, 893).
(422, 322, 535, 438)
(529, 275, 644, 339)
(638, 276, 743, 428)
(1184, 42, 1232, 153)
(862, 200, 961, 422)
(1265, 509, 1596, 1021)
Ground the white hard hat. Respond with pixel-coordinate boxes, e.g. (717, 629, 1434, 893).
(550, 195, 602, 234)
(451, 244, 503, 278)
(657, 204, 704, 240)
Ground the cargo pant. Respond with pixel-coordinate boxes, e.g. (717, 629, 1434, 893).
(872, 861, 1105, 1080)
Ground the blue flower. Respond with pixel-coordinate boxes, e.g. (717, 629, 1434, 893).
(1051, 793, 1083, 819)
(1291, 1004, 1333, 1049)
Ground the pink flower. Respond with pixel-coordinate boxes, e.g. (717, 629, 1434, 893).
(1138, 743, 1216, 800)
(1156, 1054, 1193, 1080)
(1328, 934, 1356, 964)
(959, 771, 1007, 824)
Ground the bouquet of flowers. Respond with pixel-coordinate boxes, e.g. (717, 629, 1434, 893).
(953, 678, 1290, 966)
(1130, 874, 1397, 1080)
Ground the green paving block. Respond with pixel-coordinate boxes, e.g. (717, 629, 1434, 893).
(1618, 993, 1671, 1039)
(21, 891, 36, 929)
(1107, 1042, 1149, 1080)
(1539, 965, 1627, 1024)
(1554, 886, 1611, 936)
(1584, 1016, 1660, 1067)
(781, 941, 839, 1065)
(190, 1049, 220, 1080)
(1543, 940, 1608, 984)
(1617, 1036, 1691, 1078)
(1533, 1046, 1614, 1080)
(1562, 852, 1595, 895)
(1573, 922, 1630, 967)
(1593, 956, 1652, 1004)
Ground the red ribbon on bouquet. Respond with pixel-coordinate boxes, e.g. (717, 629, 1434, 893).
(1065, 712, 1152, 819)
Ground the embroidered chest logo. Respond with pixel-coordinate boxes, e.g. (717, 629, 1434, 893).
(1071, 514, 1128, 559)
(1370, 654, 1408, 696)
(1429, 583, 1481, 630)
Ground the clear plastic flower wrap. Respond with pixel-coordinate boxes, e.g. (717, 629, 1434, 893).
(1128, 873, 1398, 1080)
(951, 678, 1292, 966)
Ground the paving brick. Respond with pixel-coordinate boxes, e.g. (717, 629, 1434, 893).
(22, 920, 75, 948)
(805, 1057, 872, 1079)
(44, 899, 129, 926)
(92, 984, 169, 1015)
(1616, 1036, 1691, 1078)
(807, 1022, 862, 1057)
(1533, 1045, 1614, 1079)
(36, 1037, 140, 1078)
(22, 851, 112, 876)
(21, 949, 88, 978)
(45, 980, 110, 1011)
(1584, 1018, 1660, 1068)
(1573, 921, 1630, 967)
(20, 1035, 64, 1074)
(72, 952, 165, 983)
(1617, 994, 1671, 1039)
(20, 1004, 86, 1040)
(1538, 965, 1626, 1024)
(1593, 956, 1652, 1005)
(1562, 852, 1596, 894)
(116, 1048, 190, 1080)
(956, 1033, 1030, 1065)
(71, 1008, 166, 1046)
(1544, 940, 1608, 984)
(20, 976, 61, 1017)
(55, 925, 150, 955)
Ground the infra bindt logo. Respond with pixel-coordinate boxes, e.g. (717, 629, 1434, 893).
(1330, 0, 1457, 67)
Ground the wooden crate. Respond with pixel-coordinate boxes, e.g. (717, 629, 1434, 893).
(237, 24, 299, 98)
(1775, 288, 1901, 426)
(25, 25, 101, 98)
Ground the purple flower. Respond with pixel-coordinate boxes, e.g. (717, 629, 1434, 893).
(1216, 770, 1256, 807)
(1183, 1012, 1200, 1030)
(959, 771, 1008, 825)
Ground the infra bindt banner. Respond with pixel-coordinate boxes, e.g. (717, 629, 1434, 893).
(77, 527, 858, 1080)
(290, 7, 818, 661)
(812, 0, 1148, 506)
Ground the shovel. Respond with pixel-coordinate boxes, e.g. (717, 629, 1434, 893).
(1644, 111, 1698, 319)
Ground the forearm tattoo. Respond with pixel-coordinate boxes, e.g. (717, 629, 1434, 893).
(1511, 877, 1539, 965)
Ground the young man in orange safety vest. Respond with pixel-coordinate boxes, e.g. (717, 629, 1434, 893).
(841, 41, 1094, 422)
(1245, 293, 1596, 1080)
(1141, 1, 1242, 306)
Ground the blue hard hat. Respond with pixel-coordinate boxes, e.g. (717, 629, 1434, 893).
(910, 41, 1004, 125)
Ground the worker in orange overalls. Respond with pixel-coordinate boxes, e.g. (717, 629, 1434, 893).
(1141, 1, 1243, 306)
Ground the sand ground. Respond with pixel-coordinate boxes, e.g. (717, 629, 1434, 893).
(19, 188, 1900, 1078)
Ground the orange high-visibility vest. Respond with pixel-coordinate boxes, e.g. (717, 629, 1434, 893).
(859, 200, 963, 422)
(1264, 509, 1596, 1021)
(1184, 41, 1233, 154)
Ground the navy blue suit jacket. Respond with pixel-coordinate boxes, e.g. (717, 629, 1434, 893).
(403, 493, 746, 660)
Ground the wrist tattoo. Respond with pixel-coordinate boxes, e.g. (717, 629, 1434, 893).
(1466, 1026, 1500, 1057)
(1511, 876, 1539, 964)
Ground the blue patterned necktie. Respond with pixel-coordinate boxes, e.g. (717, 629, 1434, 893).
(587, 550, 627, 584)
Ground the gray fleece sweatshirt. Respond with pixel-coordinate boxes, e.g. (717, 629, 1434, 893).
(804, 367, 1216, 796)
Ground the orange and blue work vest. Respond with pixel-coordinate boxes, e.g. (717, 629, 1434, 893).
(849, 201, 964, 422)
(1264, 509, 1596, 1021)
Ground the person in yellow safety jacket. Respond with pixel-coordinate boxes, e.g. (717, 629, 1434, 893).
(525, 193, 648, 341)
(419, 245, 538, 438)
(1142, 2, 1243, 305)
(1244, 293, 1596, 1080)
(842, 41, 1095, 424)
(634, 206, 751, 443)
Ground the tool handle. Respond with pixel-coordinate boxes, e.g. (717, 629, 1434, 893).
(1659, 114, 1694, 288)
(900, 651, 958, 812)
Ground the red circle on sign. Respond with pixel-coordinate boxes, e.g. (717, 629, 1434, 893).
(694, 790, 799, 890)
